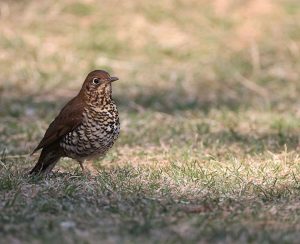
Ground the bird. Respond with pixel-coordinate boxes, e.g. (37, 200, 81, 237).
(30, 70, 120, 175)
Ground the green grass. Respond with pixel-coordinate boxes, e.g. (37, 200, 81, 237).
(1, 0, 300, 243)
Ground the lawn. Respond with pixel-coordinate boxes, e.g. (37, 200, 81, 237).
(1, 0, 300, 243)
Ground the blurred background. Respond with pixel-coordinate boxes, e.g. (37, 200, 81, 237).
(0, 0, 299, 152)
(1, 1, 300, 242)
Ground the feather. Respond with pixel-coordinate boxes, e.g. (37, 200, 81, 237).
(32, 95, 85, 154)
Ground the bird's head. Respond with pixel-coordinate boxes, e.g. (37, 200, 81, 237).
(81, 70, 118, 105)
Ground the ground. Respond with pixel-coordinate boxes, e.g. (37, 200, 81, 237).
(1, 0, 300, 243)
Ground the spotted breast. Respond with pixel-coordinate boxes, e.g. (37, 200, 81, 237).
(60, 101, 120, 161)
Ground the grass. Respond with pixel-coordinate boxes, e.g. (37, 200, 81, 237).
(1, 0, 300, 243)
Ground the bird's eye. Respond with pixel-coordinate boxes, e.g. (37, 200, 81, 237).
(92, 78, 100, 85)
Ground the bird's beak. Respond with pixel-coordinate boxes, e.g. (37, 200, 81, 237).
(110, 77, 119, 82)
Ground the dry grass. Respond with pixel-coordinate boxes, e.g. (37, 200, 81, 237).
(1, 0, 300, 243)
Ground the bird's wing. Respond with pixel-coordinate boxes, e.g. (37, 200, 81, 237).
(32, 96, 85, 154)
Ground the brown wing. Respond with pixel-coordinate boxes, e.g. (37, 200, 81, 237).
(32, 95, 85, 154)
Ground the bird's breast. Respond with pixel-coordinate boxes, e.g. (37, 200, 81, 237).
(60, 103, 120, 159)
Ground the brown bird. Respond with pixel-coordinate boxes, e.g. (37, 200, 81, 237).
(30, 70, 120, 175)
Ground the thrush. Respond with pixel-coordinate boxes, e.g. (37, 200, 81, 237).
(30, 70, 120, 175)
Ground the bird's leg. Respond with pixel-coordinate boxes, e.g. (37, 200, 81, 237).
(78, 160, 85, 172)
(78, 160, 93, 179)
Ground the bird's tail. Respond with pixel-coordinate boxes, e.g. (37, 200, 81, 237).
(29, 147, 61, 175)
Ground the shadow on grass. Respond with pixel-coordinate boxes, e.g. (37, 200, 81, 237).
(1, 88, 299, 155)
(1, 82, 273, 117)
(1, 161, 300, 243)
(114, 85, 267, 113)
(204, 130, 299, 154)
(1, 92, 240, 117)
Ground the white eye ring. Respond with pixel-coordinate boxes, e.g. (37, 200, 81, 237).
(92, 78, 100, 84)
